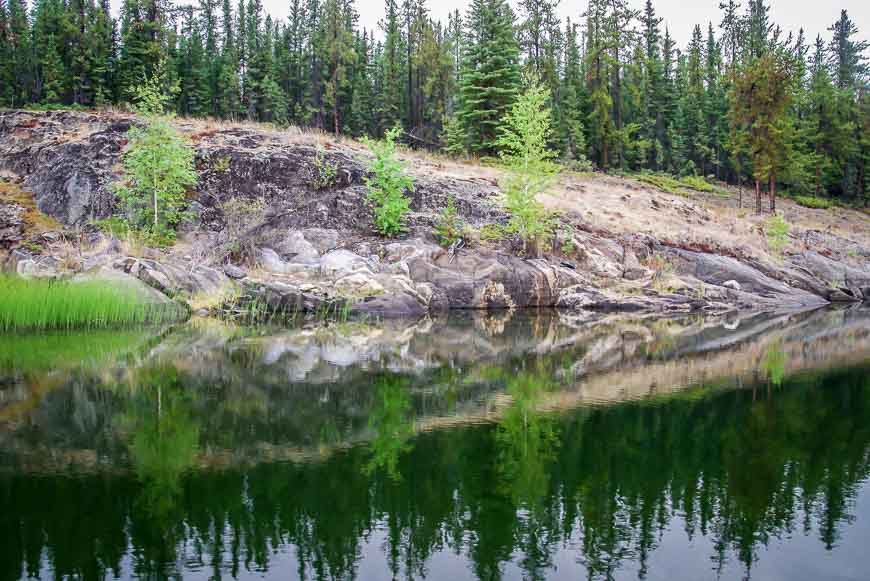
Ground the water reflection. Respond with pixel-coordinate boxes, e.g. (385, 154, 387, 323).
(1, 308, 870, 580)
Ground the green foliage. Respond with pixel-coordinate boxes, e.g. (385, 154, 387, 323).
(132, 60, 180, 116)
(636, 172, 728, 197)
(0, 329, 153, 373)
(765, 213, 791, 256)
(309, 148, 338, 190)
(479, 223, 508, 242)
(497, 83, 560, 253)
(456, 0, 522, 155)
(0, 275, 183, 331)
(680, 175, 715, 192)
(112, 117, 198, 246)
(794, 195, 834, 209)
(434, 196, 465, 248)
(212, 157, 231, 173)
(362, 127, 415, 237)
(635, 173, 686, 195)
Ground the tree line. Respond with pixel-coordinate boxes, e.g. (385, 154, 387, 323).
(0, 0, 868, 203)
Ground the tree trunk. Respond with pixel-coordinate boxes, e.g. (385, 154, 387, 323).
(755, 180, 761, 214)
(769, 174, 776, 213)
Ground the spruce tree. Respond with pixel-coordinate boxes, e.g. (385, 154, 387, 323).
(456, 0, 521, 155)
(827, 10, 869, 90)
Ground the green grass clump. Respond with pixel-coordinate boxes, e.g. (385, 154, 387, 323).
(635, 173, 730, 197)
(0, 275, 183, 331)
(794, 195, 833, 210)
(635, 173, 685, 195)
(679, 175, 715, 192)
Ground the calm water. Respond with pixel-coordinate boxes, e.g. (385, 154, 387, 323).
(2, 308, 870, 580)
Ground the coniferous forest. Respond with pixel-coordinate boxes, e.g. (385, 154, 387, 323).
(0, 0, 868, 204)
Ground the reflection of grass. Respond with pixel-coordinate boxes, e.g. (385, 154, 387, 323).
(0, 275, 183, 331)
(0, 329, 154, 373)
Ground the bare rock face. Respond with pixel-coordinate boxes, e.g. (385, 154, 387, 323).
(114, 256, 231, 298)
(0, 201, 26, 247)
(669, 249, 827, 309)
(0, 111, 130, 225)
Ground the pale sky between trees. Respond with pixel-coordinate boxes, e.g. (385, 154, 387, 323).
(264, 0, 868, 46)
(105, 0, 868, 47)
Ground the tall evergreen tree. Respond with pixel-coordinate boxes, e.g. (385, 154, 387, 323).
(455, 0, 521, 154)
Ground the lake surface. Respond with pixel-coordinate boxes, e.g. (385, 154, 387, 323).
(2, 308, 870, 580)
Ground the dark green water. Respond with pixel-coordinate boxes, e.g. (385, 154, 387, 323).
(2, 309, 870, 580)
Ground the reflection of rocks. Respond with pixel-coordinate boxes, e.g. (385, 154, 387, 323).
(3, 308, 870, 473)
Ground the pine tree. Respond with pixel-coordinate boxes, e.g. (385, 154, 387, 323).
(379, 0, 404, 135)
(117, 0, 165, 103)
(827, 10, 869, 90)
(0, 0, 11, 105)
(456, 0, 521, 155)
(322, 0, 356, 133)
(584, 0, 614, 168)
(560, 17, 588, 164)
(730, 50, 793, 212)
(704, 23, 728, 178)
(216, 0, 241, 118)
(640, 0, 663, 170)
(6, 0, 32, 106)
(31, 0, 67, 104)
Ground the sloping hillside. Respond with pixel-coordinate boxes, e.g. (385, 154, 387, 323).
(1, 109, 868, 316)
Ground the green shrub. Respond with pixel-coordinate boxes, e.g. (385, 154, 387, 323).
(765, 213, 790, 257)
(362, 127, 415, 237)
(110, 63, 196, 246)
(479, 223, 508, 242)
(112, 116, 197, 246)
(635, 173, 685, 195)
(794, 195, 833, 209)
(0, 275, 182, 331)
(496, 83, 560, 254)
(309, 147, 338, 190)
(679, 175, 715, 192)
(434, 196, 464, 248)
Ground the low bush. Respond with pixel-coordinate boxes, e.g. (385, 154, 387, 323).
(362, 127, 415, 237)
(794, 195, 833, 210)
(679, 175, 715, 193)
(765, 213, 790, 257)
(434, 197, 464, 248)
(309, 148, 339, 190)
(635, 173, 685, 195)
(0, 275, 182, 331)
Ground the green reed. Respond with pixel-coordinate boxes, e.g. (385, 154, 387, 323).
(0, 274, 183, 331)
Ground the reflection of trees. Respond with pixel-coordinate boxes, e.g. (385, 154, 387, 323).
(2, 364, 870, 580)
(763, 341, 787, 387)
(122, 366, 201, 577)
(364, 375, 415, 481)
(495, 366, 560, 508)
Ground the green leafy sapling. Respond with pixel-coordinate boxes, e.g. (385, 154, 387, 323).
(362, 126, 415, 237)
(496, 82, 560, 255)
(112, 62, 197, 245)
(434, 196, 465, 248)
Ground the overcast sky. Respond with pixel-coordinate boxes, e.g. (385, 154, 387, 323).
(293, 0, 870, 48)
(111, 0, 868, 49)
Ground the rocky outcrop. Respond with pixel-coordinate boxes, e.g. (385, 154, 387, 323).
(2, 109, 869, 317)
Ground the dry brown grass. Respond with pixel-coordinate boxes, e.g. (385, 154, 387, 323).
(541, 172, 869, 264)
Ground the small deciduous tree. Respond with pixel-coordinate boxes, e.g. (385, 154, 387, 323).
(113, 66, 198, 245)
(497, 82, 559, 254)
(362, 126, 415, 237)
